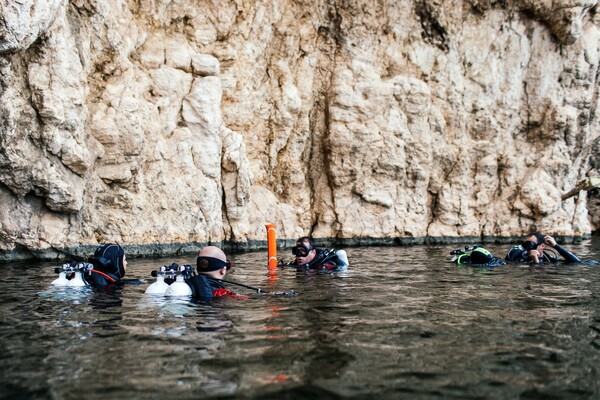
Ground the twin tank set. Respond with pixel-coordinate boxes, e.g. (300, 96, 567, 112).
(51, 262, 200, 297)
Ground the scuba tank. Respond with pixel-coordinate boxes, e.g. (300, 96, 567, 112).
(165, 272, 192, 297)
(146, 263, 195, 297)
(450, 245, 506, 267)
(52, 262, 94, 286)
(145, 265, 171, 295)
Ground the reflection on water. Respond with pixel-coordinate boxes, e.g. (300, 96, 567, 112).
(1, 239, 600, 399)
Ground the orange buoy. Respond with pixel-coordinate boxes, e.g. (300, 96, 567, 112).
(265, 223, 277, 270)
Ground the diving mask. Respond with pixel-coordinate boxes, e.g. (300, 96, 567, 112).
(522, 241, 540, 251)
(292, 244, 314, 257)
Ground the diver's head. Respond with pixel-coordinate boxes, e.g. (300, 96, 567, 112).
(293, 236, 316, 265)
(523, 232, 545, 252)
(196, 246, 231, 279)
(91, 243, 127, 278)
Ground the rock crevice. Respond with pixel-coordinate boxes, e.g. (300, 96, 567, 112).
(0, 0, 599, 259)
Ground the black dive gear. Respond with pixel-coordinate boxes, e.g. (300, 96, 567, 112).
(89, 244, 126, 278)
(450, 245, 507, 267)
(187, 274, 218, 301)
(291, 248, 348, 271)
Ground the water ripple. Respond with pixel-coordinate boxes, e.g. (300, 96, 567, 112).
(1, 242, 600, 398)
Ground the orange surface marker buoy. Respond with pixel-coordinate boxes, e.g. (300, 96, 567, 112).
(265, 224, 278, 271)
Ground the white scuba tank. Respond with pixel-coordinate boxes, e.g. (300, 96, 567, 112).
(164, 274, 192, 297)
(336, 250, 349, 266)
(145, 275, 170, 295)
(67, 271, 88, 287)
(51, 272, 70, 286)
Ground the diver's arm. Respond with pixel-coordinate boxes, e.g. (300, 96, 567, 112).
(544, 235, 580, 263)
(552, 244, 581, 263)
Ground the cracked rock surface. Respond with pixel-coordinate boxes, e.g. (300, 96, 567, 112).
(0, 0, 599, 259)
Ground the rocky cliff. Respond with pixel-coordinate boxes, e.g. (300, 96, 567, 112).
(1, 0, 599, 260)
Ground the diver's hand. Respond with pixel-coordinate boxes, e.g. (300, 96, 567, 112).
(528, 249, 541, 264)
(544, 235, 557, 247)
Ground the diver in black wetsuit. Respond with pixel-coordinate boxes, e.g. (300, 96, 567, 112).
(86, 243, 128, 286)
(186, 246, 244, 300)
(288, 236, 349, 271)
(505, 232, 580, 264)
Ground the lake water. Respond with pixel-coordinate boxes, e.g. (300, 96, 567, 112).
(1, 238, 600, 399)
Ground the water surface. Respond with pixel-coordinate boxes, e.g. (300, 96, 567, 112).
(1, 239, 600, 399)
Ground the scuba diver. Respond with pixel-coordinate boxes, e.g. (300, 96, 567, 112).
(146, 245, 292, 299)
(186, 246, 246, 300)
(505, 232, 580, 264)
(450, 245, 506, 267)
(52, 243, 128, 287)
(285, 236, 349, 271)
(87, 243, 128, 285)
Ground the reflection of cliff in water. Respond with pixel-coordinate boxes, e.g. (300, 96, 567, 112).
(31, 276, 239, 398)
(297, 272, 356, 380)
(4, 244, 600, 398)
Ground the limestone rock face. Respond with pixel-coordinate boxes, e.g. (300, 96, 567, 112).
(0, 0, 66, 53)
(589, 141, 600, 230)
(0, 0, 599, 259)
